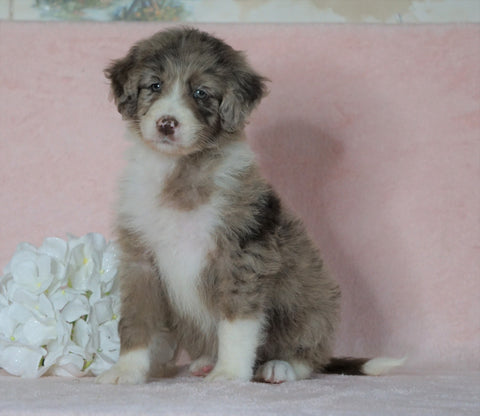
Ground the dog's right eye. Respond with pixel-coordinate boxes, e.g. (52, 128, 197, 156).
(150, 83, 162, 93)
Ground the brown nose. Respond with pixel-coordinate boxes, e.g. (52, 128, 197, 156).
(157, 116, 179, 136)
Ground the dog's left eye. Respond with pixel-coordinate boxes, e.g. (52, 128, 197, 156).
(193, 89, 209, 100)
(150, 83, 162, 93)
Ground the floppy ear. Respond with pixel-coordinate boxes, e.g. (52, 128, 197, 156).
(104, 46, 141, 119)
(219, 70, 268, 133)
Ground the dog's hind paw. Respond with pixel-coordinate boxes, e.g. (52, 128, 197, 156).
(189, 356, 215, 377)
(254, 360, 297, 384)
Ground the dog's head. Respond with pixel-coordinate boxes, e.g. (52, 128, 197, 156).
(105, 28, 267, 156)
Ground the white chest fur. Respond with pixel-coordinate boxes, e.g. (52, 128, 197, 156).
(118, 140, 255, 333)
(119, 144, 220, 330)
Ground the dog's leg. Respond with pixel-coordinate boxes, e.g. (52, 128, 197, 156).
(205, 317, 263, 382)
(97, 236, 176, 384)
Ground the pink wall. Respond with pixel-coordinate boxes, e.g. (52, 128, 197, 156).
(1, 22, 479, 370)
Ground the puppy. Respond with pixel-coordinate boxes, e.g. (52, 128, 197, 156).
(97, 27, 402, 384)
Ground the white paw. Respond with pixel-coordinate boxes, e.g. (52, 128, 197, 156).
(255, 360, 297, 384)
(205, 363, 252, 382)
(205, 318, 262, 382)
(95, 349, 150, 385)
(189, 356, 215, 377)
(96, 364, 147, 385)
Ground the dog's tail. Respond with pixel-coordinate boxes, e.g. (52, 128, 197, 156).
(323, 357, 406, 376)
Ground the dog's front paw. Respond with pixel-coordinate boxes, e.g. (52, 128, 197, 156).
(95, 349, 150, 385)
(205, 363, 252, 382)
(96, 364, 148, 385)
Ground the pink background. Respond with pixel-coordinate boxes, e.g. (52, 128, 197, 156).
(1, 22, 479, 371)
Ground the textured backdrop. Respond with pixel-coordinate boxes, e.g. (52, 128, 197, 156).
(0, 22, 479, 371)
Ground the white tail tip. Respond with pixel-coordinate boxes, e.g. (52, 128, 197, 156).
(362, 357, 407, 376)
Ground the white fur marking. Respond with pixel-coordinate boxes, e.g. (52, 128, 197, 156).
(120, 138, 257, 336)
(120, 130, 258, 348)
(119, 144, 219, 333)
(290, 359, 313, 380)
(362, 357, 407, 376)
(255, 359, 312, 383)
(96, 349, 150, 385)
(255, 360, 297, 384)
(153, 201, 218, 333)
(206, 318, 264, 382)
(139, 80, 201, 153)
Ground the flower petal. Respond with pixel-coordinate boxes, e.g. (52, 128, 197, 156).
(92, 298, 113, 325)
(0, 233, 121, 378)
(23, 317, 57, 346)
(0, 341, 46, 378)
(11, 258, 37, 287)
(100, 243, 119, 288)
(97, 320, 120, 357)
(43, 342, 65, 369)
(51, 344, 87, 377)
(51, 356, 85, 377)
(10, 251, 54, 295)
(61, 297, 89, 323)
(39, 238, 67, 263)
(6, 243, 37, 275)
(6, 303, 32, 324)
(49, 287, 76, 311)
(72, 319, 91, 349)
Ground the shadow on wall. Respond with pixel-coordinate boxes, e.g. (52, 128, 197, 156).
(249, 119, 345, 207)
(248, 119, 390, 358)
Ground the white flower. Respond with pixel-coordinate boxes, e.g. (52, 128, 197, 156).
(0, 340, 47, 378)
(0, 233, 120, 378)
(9, 247, 55, 295)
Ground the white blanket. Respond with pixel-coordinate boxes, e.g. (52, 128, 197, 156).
(1, 369, 478, 416)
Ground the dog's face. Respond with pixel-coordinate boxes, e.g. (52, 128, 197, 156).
(106, 28, 267, 156)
